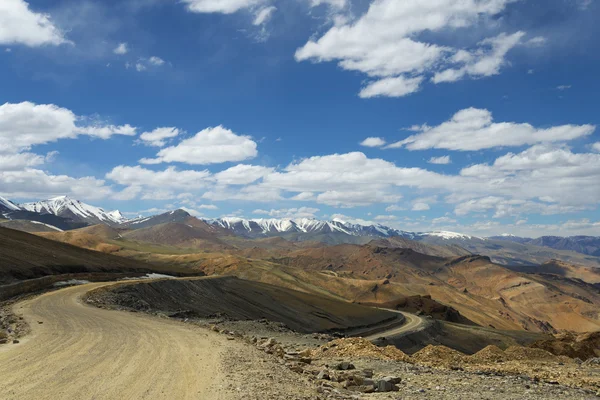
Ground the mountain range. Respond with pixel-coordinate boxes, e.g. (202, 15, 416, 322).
(1, 195, 600, 265)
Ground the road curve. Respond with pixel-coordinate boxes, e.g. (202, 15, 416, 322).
(0, 283, 229, 400)
(364, 310, 426, 341)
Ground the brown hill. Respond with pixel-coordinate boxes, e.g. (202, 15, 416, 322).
(266, 246, 600, 333)
(122, 221, 232, 251)
(87, 276, 401, 334)
(370, 237, 471, 258)
(29, 224, 600, 334)
(0, 219, 63, 233)
(39, 224, 126, 253)
(0, 226, 194, 285)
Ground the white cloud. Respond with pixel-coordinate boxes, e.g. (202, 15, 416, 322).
(556, 85, 572, 90)
(592, 142, 600, 152)
(308, 0, 347, 9)
(317, 190, 402, 207)
(385, 204, 405, 212)
(428, 155, 451, 165)
(359, 76, 424, 98)
(107, 165, 212, 192)
(453, 196, 588, 218)
(253, 6, 276, 25)
(135, 63, 147, 72)
(0, 152, 47, 171)
(388, 108, 595, 151)
(197, 204, 218, 210)
(181, 0, 268, 14)
(214, 164, 273, 185)
(114, 42, 128, 55)
(144, 125, 258, 165)
(139, 127, 180, 147)
(412, 202, 430, 211)
(374, 215, 397, 221)
(360, 137, 386, 147)
(296, 0, 523, 98)
(525, 36, 546, 47)
(432, 216, 457, 224)
(0, 102, 137, 153)
(432, 31, 525, 83)
(149, 56, 165, 66)
(0, 0, 68, 47)
(252, 207, 319, 218)
(0, 168, 112, 201)
(454, 145, 600, 209)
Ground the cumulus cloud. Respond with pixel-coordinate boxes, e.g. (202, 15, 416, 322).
(0, 102, 137, 153)
(388, 108, 595, 151)
(360, 137, 386, 147)
(359, 76, 424, 98)
(107, 165, 211, 191)
(214, 164, 273, 185)
(412, 202, 431, 211)
(0, 0, 69, 47)
(142, 126, 258, 165)
(295, 0, 525, 98)
(181, 0, 268, 14)
(139, 127, 180, 147)
(593, 142, 600, 152)
(0, 152, 47, 171)
(432, 32, 525, 83)
(0, 168, 112, 201)
(428, 155, 451, 165)
(114, 42, 128, 55)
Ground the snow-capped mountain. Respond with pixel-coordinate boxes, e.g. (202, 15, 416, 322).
(0, 196, 21, 213)
(20, 196, 128, 226)
(208, 216, 414, 239)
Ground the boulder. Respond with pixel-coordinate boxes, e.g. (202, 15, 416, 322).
(335, 362, 355, 371)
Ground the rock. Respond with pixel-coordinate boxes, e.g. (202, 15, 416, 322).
(348, 384, 375, 393)
(375, 377, 400, 392)
(382, 376, 401, 385)
(317, 369, 331, 380)
(12, 339, 19, 344)
(335, 362, 355, 371)
(361, 369, 374, 378)
(0, 338, 7, 345)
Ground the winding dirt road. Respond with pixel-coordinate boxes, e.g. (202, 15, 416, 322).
(0, 283, 230, 400)
(364, 310, 426, 341)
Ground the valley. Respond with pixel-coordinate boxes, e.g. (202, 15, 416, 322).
(1, 196, 600, 398)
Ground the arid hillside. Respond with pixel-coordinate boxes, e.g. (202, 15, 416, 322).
(0, 227, 196, 285)
(32, 226, 600, 333)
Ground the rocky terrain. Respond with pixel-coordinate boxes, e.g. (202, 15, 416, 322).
(201, 321, 600, 399)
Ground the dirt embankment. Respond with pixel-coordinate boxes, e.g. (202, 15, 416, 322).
(360, 294, 477, 325)
(376, 319, 548, 356)
(86, 276, 404, 335)
(0, 227, 203, 291)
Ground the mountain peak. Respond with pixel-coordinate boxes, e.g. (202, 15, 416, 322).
(20, 196, 128, 225)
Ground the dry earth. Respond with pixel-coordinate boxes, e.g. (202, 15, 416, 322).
(0, 283, 315, 400)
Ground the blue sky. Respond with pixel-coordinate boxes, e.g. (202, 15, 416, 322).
(1, 0, 599, 237)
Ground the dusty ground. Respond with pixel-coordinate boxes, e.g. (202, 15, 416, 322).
(0, 283, 317, 400)
(2, 282, 599, 399)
